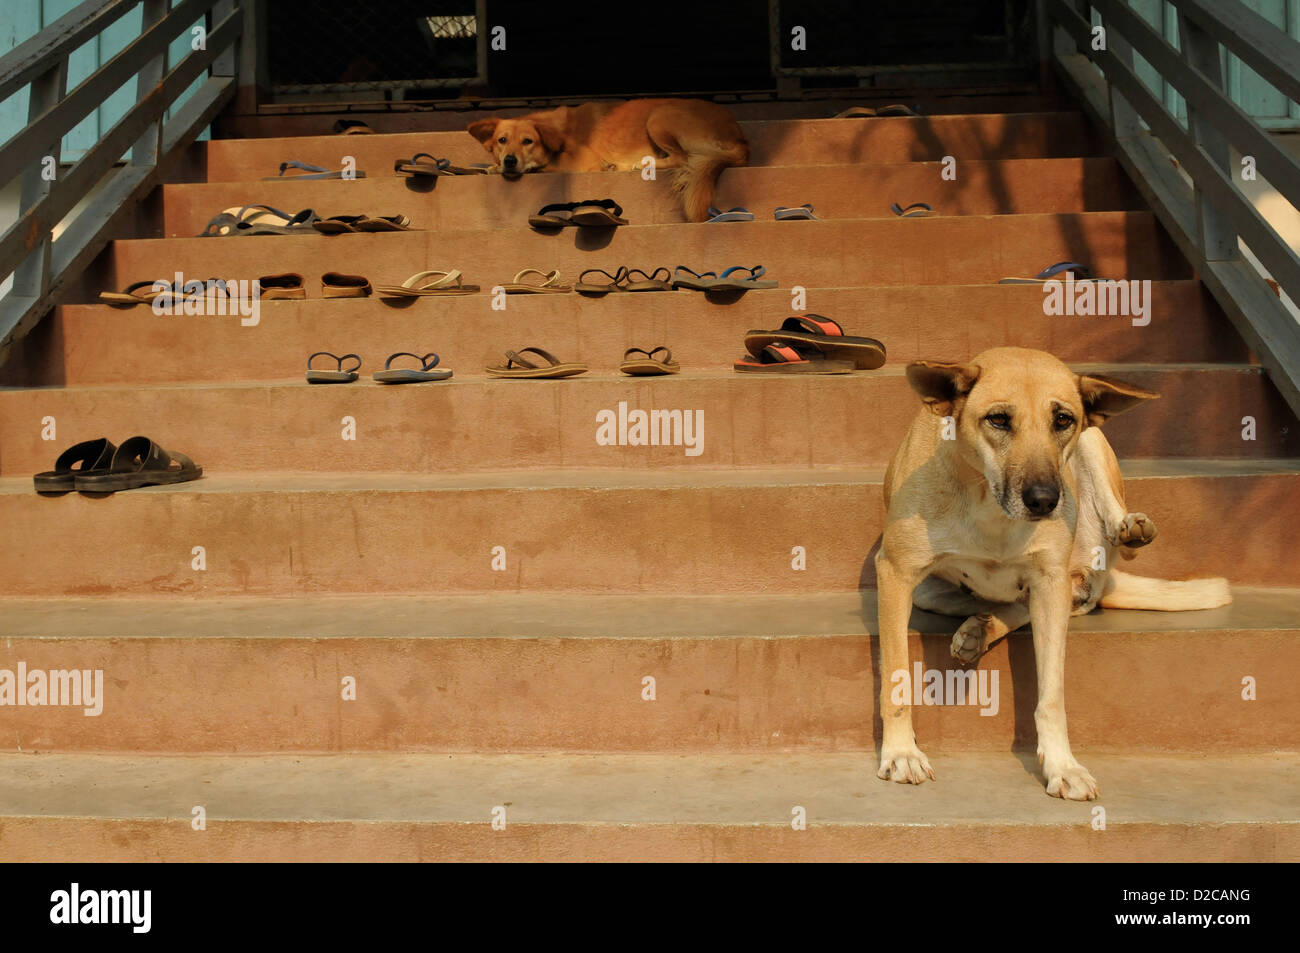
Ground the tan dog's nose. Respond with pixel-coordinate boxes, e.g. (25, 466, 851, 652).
(1022, 483, 1060, 517)
(502, 154, 519, 170)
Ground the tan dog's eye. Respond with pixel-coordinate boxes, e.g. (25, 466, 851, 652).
(984, 413, 1012, 431)
(497, 136, 507, 144)
(522, 137, 533, 145)
(1053, 412, 1076, 431)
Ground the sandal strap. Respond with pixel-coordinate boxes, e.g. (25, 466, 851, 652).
(578, 267, 626, 285)
(537, 201, 576, 215)
(401, 270, 460, 290)
(890, 202, 932, 215)
(719, 265, 765, 280)
(279, 160, 329, 175)
(1035, 261, 1091, 279)
(384, 352, 441, 371)
(781, 314, 844, 336)
(511, 268, 561, 287)
(506, 346, 562, 369)
(307, 351, 362, 372)
(626, 267, 669, 282)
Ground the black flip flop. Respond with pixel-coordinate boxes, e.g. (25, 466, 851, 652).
(306, 351, 362, 383)
(570, 199, 627, 226)
(529, 202, 577, 229)
(74, 436, 202, 492)
(33, 437, 117, 493)
(373, 352, 453, 383)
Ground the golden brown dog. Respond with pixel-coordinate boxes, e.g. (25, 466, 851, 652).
(876, 347, 1231, 799)
(466, 98, 748, 222)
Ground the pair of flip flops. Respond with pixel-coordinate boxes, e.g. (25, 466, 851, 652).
(259, 273, 373, 299)
(998, 261, 1101, 284)
(376, 270, 480, 297)
(307, 352, 453, 384)
(263, 160, 366, 181)
(313, 214, 411, 233)
(99, 277, 232, 306)
(706, 206, 818, 222)
(529, 199, 628, 228)
(673, 265, 776, 291)
(200, 205, 319, 237)
(574, 267, 672, 294)
(734, 315, 886, 374)
(34, 436, 202, 493)
(394, 153, 489, 176)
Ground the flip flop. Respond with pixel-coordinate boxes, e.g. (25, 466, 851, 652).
(733, 343, 853, 375)
(355, 214, 412, 232)
(999, 261, 1100, 284)
(774, 204, 818, 221)
(619, 346, 680, 376)
(321, 272, 372, 297)
(256, 273, 306, 300)
(671, 266, 718, 291)
(394, 153, 487, 177)
(890, 202, 934, 218)
(306, 351, 361, 383)
(98, 277, 232, 306)
(312, 214, 368, 234)
(74, 436, 202, 491)
(501, 269, 572, 294)
(199, 204, 300, 237)
(833, 104, 920, 118)
(33, 437, 117, 493)
(373, 352, 453, 383)
(238, 207, 320, 235)
(575, 267, 629, 295)
(486, 347, 588, 379)
(709, 265, 777, 290)
(529, 202, 577, 229)
(622, 267, 672, 291)
(375, 270, 480, 297)
(334, 119, 374, 135)
(744, 315, 886, 370)
(570, 199, 628, 226)
(706, 206, 754, 223)
(263, 160, 366, 180)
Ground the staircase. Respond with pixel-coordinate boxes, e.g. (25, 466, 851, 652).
(1, 100, 1297, 862)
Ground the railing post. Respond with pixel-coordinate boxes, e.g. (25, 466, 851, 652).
(1104, 19, 1143, 138)
(11, 56, 68, 300)
(1178, 9, 1239, 262)
(130, 0, 169, 167)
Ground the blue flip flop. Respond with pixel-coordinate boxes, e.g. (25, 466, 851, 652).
(671, 266, 719, 290)
(998, 262, 1100, 284)
(705, 206, 754, 223)
(263, 160, 367, 181)
(774, 204, 818, 221)
(709, 265, 778, 290)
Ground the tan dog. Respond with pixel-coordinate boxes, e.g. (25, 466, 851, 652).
(466, 98, 748, 222)
(877, 347, 1231, 799)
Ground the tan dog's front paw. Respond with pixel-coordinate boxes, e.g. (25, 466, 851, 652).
(1108, 512, 1157, 549)
(1042, 758, 1100, 800)
(877, 744, 936, 785)
(950, 613, 993, 663)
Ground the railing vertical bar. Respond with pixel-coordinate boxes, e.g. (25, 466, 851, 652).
(1178, 9, 1239, 262)
(210, 0, 236, 76)
(1160, 0, 1181, 118)
(11, 55, 68, 299)
(130, 0, 169, 167)
(1106, 20, 1144, 138)
(1289, 0, 1300, 120)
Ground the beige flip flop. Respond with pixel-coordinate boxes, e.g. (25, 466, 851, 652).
(375, 270, 480, 298)
(99, 278, 232, 306)
(500, 268, 572, 294)
(321, 272, 372, 298)
(486, 346, 588, 379)
(619, 346, 680, 376)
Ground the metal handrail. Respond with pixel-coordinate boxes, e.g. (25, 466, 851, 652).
(1039, 0, 1300, 419)
(0, 0, 243, 363)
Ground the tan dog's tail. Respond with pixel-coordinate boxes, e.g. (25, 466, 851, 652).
(670, 141, 748, 222)
(1099, 569, 1232, 611)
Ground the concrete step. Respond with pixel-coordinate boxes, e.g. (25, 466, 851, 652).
(5, 282, 1244, 388)
(0, 589, 1292, 755)
(3, 365, 1293, 477)
(1, 462, 1295, 596)
(202, 113, 1103, 183)
(0, 750, 1293, 860)
(159, 157, 1141, 236)
(90, 213, 1190, 304)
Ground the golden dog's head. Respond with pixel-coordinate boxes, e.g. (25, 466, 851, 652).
(907, 347, 1158, 521)
(466, 117, 564, 175)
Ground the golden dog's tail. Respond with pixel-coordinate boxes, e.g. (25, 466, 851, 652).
(1099, 569, 1232, 611)
(670, 140, 749, 222)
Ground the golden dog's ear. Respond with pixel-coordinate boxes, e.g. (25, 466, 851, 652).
(535, 122, 565, 155)
(907, 361, 981, 417)
(467, 118, 498, 145)
(1077, 373, 1159, 427)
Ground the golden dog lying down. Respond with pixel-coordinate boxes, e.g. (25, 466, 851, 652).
(467, 98, 748, 222)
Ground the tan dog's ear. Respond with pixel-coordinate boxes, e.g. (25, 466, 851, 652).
(467, 118, 498, 145)
(907, 361, 981, 417)
(534, 122, 565, 155)
(1077, 373, 1159, 427)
